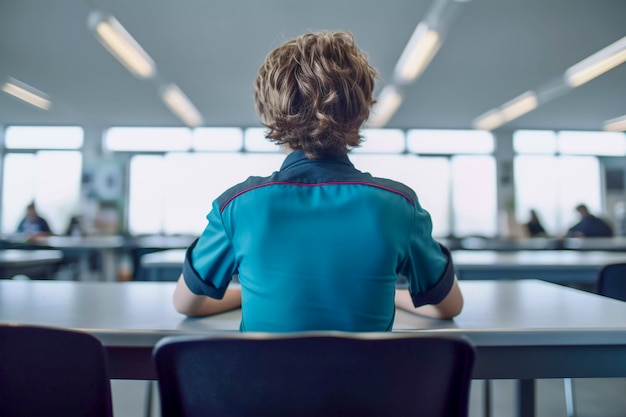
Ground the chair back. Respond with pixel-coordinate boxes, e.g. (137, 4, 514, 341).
(0, 324, 113, 417)
(154, 331, 475, 417)
(597, 263, 626, 302)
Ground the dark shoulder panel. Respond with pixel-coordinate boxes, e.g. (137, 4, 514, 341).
(215, 157, 418, 212)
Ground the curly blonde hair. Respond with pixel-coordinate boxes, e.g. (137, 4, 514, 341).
(254, 31, 377, 159)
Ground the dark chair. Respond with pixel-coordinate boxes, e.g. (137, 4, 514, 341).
(154, 331, 476, 417)
(597, 262, 626, 301)
(0, 324, 113, 417)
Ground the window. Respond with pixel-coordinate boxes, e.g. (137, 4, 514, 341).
(404, 129, 497, 237)
(4, 126, 83, 149)
(350, 154, 451, 237)
(125, 128, 498, 238)
(514, 130, 612, 235)
(407, 129, 494, 154)
(104, 127, 192, 152)
(2, 152, 82, 234)
(353, 129, 406, 153)
(513, 130, 557, 154)
(128, 152, 285, 235)
(450, 156, 497, 237)
(558, 131, 626, 156)
(244, 128, 279, 152)
(514, 155, 602, 235)
(2, 126, 83, 234)
(192, 128, 243, 151)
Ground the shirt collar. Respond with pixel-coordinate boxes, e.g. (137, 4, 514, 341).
(280, 150, 354, 171)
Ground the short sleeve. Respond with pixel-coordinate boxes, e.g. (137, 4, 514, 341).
(182, 199, 237, 299)
(397, 204, 456, 307)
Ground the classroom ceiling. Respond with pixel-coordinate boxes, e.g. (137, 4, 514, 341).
(0, 0, 625, 132)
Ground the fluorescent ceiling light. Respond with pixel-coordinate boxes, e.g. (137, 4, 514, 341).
(473, 109, 505, 131)
(367, 85, 403, 128)
(161, 84, 204, 128)
(564, 36, 626, 87)
(394, 22, 441, 84)
(88, 11, 156, 79)
(499, 91, 538, 122)
(1, 77, 51, 110)
(604, 115, 626, 132)
(473, 91, 538, 131)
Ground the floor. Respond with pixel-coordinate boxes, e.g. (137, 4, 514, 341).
(110, 378, 626, 417)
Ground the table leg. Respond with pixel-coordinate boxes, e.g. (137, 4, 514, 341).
(484, 379, 491, 417)
(144, 380, 153, 417)
(77, 252, 92, 281)
(101, 249, 118, 282)
(517, 379, 535, 417)
(564, 378, 575, 417)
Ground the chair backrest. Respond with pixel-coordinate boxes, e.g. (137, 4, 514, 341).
(0, 324, 113, 417)
(597, 263, 626, 302)
(154, 331, 475, 417)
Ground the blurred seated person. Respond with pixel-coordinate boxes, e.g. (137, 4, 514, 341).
(567, 203, 614, 237)
(16, 202, 52, 241)
(525, 209, 547, 237)
(65, 215, 84, 237)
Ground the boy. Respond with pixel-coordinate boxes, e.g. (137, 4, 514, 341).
(174, 30, 463, 331)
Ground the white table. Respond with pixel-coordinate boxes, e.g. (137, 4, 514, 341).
(563, 237, 626, 251)
(34, 235, 126, 281)
(127, 235, 196, 250)
(2, 279, 626, 377)
(0, 249, 64, 279)
(3, 279, 626, 416)
(139, 248, 187, 281)
(455, 237, 626, 252)
(141, 248, 626, 287)
(452, 250, 626, 285)
(2, 235, 195, 282)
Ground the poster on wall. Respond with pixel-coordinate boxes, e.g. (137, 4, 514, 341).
(81, 158, 125, 235)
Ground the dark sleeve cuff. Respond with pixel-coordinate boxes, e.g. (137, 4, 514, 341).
(182, 239, 228, 299)
(410, 243, 456, 307)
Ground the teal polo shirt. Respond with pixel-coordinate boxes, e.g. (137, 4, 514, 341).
(183, 150, 455, 332)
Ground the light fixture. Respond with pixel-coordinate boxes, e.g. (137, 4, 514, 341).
(161, 84, 204, 128)
(1, 77, 51, 110)
(604, 115, 626, 132)
(473, 109, 505, 131)
(564, 36, 626, 87)
(366, 85, 403, 128)
(87, 11, 156, 79)
(394, 22, 441, 84)
(499, 91, 538, 122)
(473, 91, 538, 130)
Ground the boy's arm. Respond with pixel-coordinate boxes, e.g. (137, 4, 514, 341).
(395, 276, 464, 319)
(173, 274, 241, 317)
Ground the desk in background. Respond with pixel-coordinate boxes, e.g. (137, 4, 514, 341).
(0, 249, 64, 279)
(455, 236, 626, 252)
(457, 237, 560, 251)
(126, 235, 195, 281)
(1, 234, 126, 281)
(7, 233, 626, 283)
(127, 235, 196, 250)
(139, 248, 187, 281)
(141, 248, 626, 287)
(2, 279, 626, 417)
(452, 250, 626, 286)
(39, 235, 126, 282)
(0, 234, 195, 282)
(563, 237, 626, 251)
